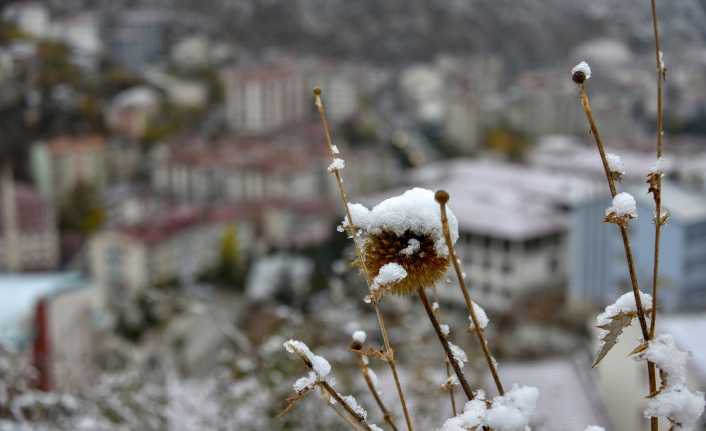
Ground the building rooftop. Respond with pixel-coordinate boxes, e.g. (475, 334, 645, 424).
(378, 158, 604, 240)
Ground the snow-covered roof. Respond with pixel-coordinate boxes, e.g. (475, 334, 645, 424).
(531, 135, 675, 183)
(487, 357, 611, 430)
(378, 158, 604, 240)
(0, 272, 82, 347)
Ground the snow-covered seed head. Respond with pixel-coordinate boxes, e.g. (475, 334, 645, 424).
(351, 188, 458, 297)
(364, 230, 449, 295)
(572, 61, 592, 84)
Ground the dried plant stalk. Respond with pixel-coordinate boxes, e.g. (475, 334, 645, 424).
(416, 285, 475, 400)
(648, 2, 666, 430)
(576, 82, 659, 425)
(289, 351, 375, 431)
(431, 287, 458, 416)
(435, 191, 505, 396)
(352, 348, 399, 431)
(314, 88, 415, 431)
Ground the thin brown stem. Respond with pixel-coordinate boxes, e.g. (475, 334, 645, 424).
(578, 82, 659, 430)
(649, 2, 665, 429)
(435, 191, 505, 396)
(578, 85, 650, 340)
(320, 380, 373, 431)
(445, 362, 458, 416)
(314, 87, 415, 431)
(417, 286, 475, 401)
(431, 287, 458, 416)
(357, 356, 399, 431)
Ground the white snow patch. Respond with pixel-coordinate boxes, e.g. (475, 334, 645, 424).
(352, 330, 367, 344)
(359, 187, 459, 257)
(327, 158, 345, 173)
(439, 385, 539, 431)
(572, 61, 592, 80)
(606, 192, 637, 218)
(606, 153, 625, 177)
(283, 339, 331, 379)
(596, 291, 653, 327)
(293, 372, 316, 393)
(633, 334, 705, 430)
(399, 238, 421, 256)
(650, 157, 666, 175)
(371, 262, 407, 291)
(468, 302, 490, 330)
(448, 342, 468, 368)
(440, 324, 450, 337)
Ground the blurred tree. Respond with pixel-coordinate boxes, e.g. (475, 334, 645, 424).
(484, 126, 530, 161)
(59, 181, 105, 234)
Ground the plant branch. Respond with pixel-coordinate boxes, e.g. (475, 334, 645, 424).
(577, 82, 659, 430)
(435, 191, 505, 396)
(314, 87, 415, 431)
(431, 287, 458, 416)
(648, 2, 665, 429)
(578, 85, 650, 340)
(356, 355, 399, 431)
(417, 285, 475, 401)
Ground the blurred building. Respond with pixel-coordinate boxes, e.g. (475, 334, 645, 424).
(0, 272, 97, 391)
(102, 9, 169, 73)
(387, 159, 599, 311)
(88, 207, 255, 305)
(151, 124, 330, 203)
(30, 135, 106, 203)
(630, 183, 706, 310)
(1, 168, 59, 272)
(105, 86, 160, 140)
(221, 63, 308, 135)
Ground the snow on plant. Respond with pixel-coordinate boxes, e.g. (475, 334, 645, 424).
(632, 335, 705, 430)
(571, 61, 591, 83)
(467, 302, 489, 331)
(354, 187, 458, 296)
(604, 192, 638, 225)
(327, 158, 345, 173)
(606, 153, 625, 180)
(281, 339, 383, 431)
(593, 291, 653, 366)
(438, 385, 539, 431)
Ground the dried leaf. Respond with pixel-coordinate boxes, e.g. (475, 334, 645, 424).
(593, 311, 638, 367)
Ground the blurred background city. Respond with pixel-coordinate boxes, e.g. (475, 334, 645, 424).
(0, 1, 705, 430)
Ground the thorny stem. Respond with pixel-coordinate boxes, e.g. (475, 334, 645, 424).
(356, 355, 399, 431)
(649, 1, 665, 429)
(578, 83, 659, 429)
(314, 88, 415, 431)
(417, 285, 475, 401)
(435, 191, 505, 396)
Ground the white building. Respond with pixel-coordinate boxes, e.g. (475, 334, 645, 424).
(221, 63, 308, 135)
